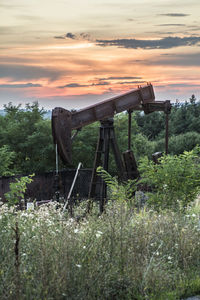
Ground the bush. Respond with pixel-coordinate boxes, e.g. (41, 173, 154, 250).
(5, 174, 34, 207)
(154, 131, 200, 155)
(138, 147, 200, 210)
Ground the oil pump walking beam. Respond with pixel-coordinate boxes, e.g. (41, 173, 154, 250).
(52, 84, 156, 164)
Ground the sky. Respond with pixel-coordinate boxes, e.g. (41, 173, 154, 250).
(1, 0, 200, 110)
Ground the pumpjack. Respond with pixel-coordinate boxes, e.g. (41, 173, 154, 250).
(52, 84, 171, 211)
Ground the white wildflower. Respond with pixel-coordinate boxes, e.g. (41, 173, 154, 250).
(96, 231, 103, 238)
(76, 264, 81, 268)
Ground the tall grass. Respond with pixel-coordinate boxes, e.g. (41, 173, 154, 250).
(0, 201, 200, 299)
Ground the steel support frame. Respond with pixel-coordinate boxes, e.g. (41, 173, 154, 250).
(89, 118, 125, 213)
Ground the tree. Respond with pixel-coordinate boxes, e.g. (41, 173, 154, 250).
(0, 102, 55, 174)
(0, 145, 16, 176)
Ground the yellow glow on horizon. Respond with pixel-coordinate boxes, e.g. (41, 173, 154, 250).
(45, 43, 94, 50)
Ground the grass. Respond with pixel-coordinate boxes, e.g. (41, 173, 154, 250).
(0, 200, 200, 299)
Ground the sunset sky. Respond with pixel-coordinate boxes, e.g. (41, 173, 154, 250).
(1, 0, 200, 109)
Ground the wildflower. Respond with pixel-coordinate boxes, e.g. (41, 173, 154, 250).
(74, 228, 79, 233)
(76, 264, 81, 268)
(96, 230, 103, 238)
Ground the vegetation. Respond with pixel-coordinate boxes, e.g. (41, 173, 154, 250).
(138, 147, 200, 211)
(1, 95, 200, 299)
(1, 95, 200, 174)
(0, 102, 55, 175)
(5, 175, 34, 207)
(0, 200, 200, 300)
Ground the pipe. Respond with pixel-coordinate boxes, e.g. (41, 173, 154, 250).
(63, 162, 82, 212)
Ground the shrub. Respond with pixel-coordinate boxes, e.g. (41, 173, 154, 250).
(5, 174, 34, 207)
(138, 147, 200, 210)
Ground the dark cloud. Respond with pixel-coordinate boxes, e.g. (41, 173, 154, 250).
(58, 83, 86, 88)
(96, 36, 200, 49)
(54, 32, 77, 40)
(99, 76, 142, 80)
(158, 13, 190, 17)
(0, 64, 65, 81)
(147, 31, 175, 35)
(58, 79, 146, 89)
(65, 32, 76, 39)
(0, 83, 42, 88)
(54, 32, 91, 40)
(117, 80, 145, 85)
(80, 32, 91, 39)
(58, 81, 109, 89)
(157, 24, 185, 27)
(54, 35, 66, 39)
(93, 82, 109, 86)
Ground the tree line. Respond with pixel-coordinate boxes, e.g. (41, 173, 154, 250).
(1, 95, 200, 176)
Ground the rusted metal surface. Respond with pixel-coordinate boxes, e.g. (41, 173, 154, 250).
(52, 107, 72, 163)
(89, 119, 125, 207)
(71, 84, 155, 129)
(142, 100, 171, 114)
(128, 110, 132, 151)
(123, 150, 139, 179)
(165, 113, 169, 155)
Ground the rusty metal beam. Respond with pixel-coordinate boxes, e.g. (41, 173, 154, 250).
(70, 84, 155, 129)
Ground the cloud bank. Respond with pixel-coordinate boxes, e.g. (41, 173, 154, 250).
(158, 13, 190, 17)
(96, 36, 200, 49)
(0, 83, 42, 88)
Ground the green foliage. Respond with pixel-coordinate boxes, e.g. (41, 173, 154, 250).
(154, 131, 200, 155)
(0, 145, 16, 176)
(5, 174, 34, 207)
(72, 122, 99, 168)
(138, 147, 200, 210)
(132, 133, 156, 160)
(0, 202, 200, 299)
(97, 166, 136, 207)
(0, 102, 55, 174)
(135, 110, 165, 140)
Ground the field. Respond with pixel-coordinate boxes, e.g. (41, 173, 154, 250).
(0, 199, 200, 300)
